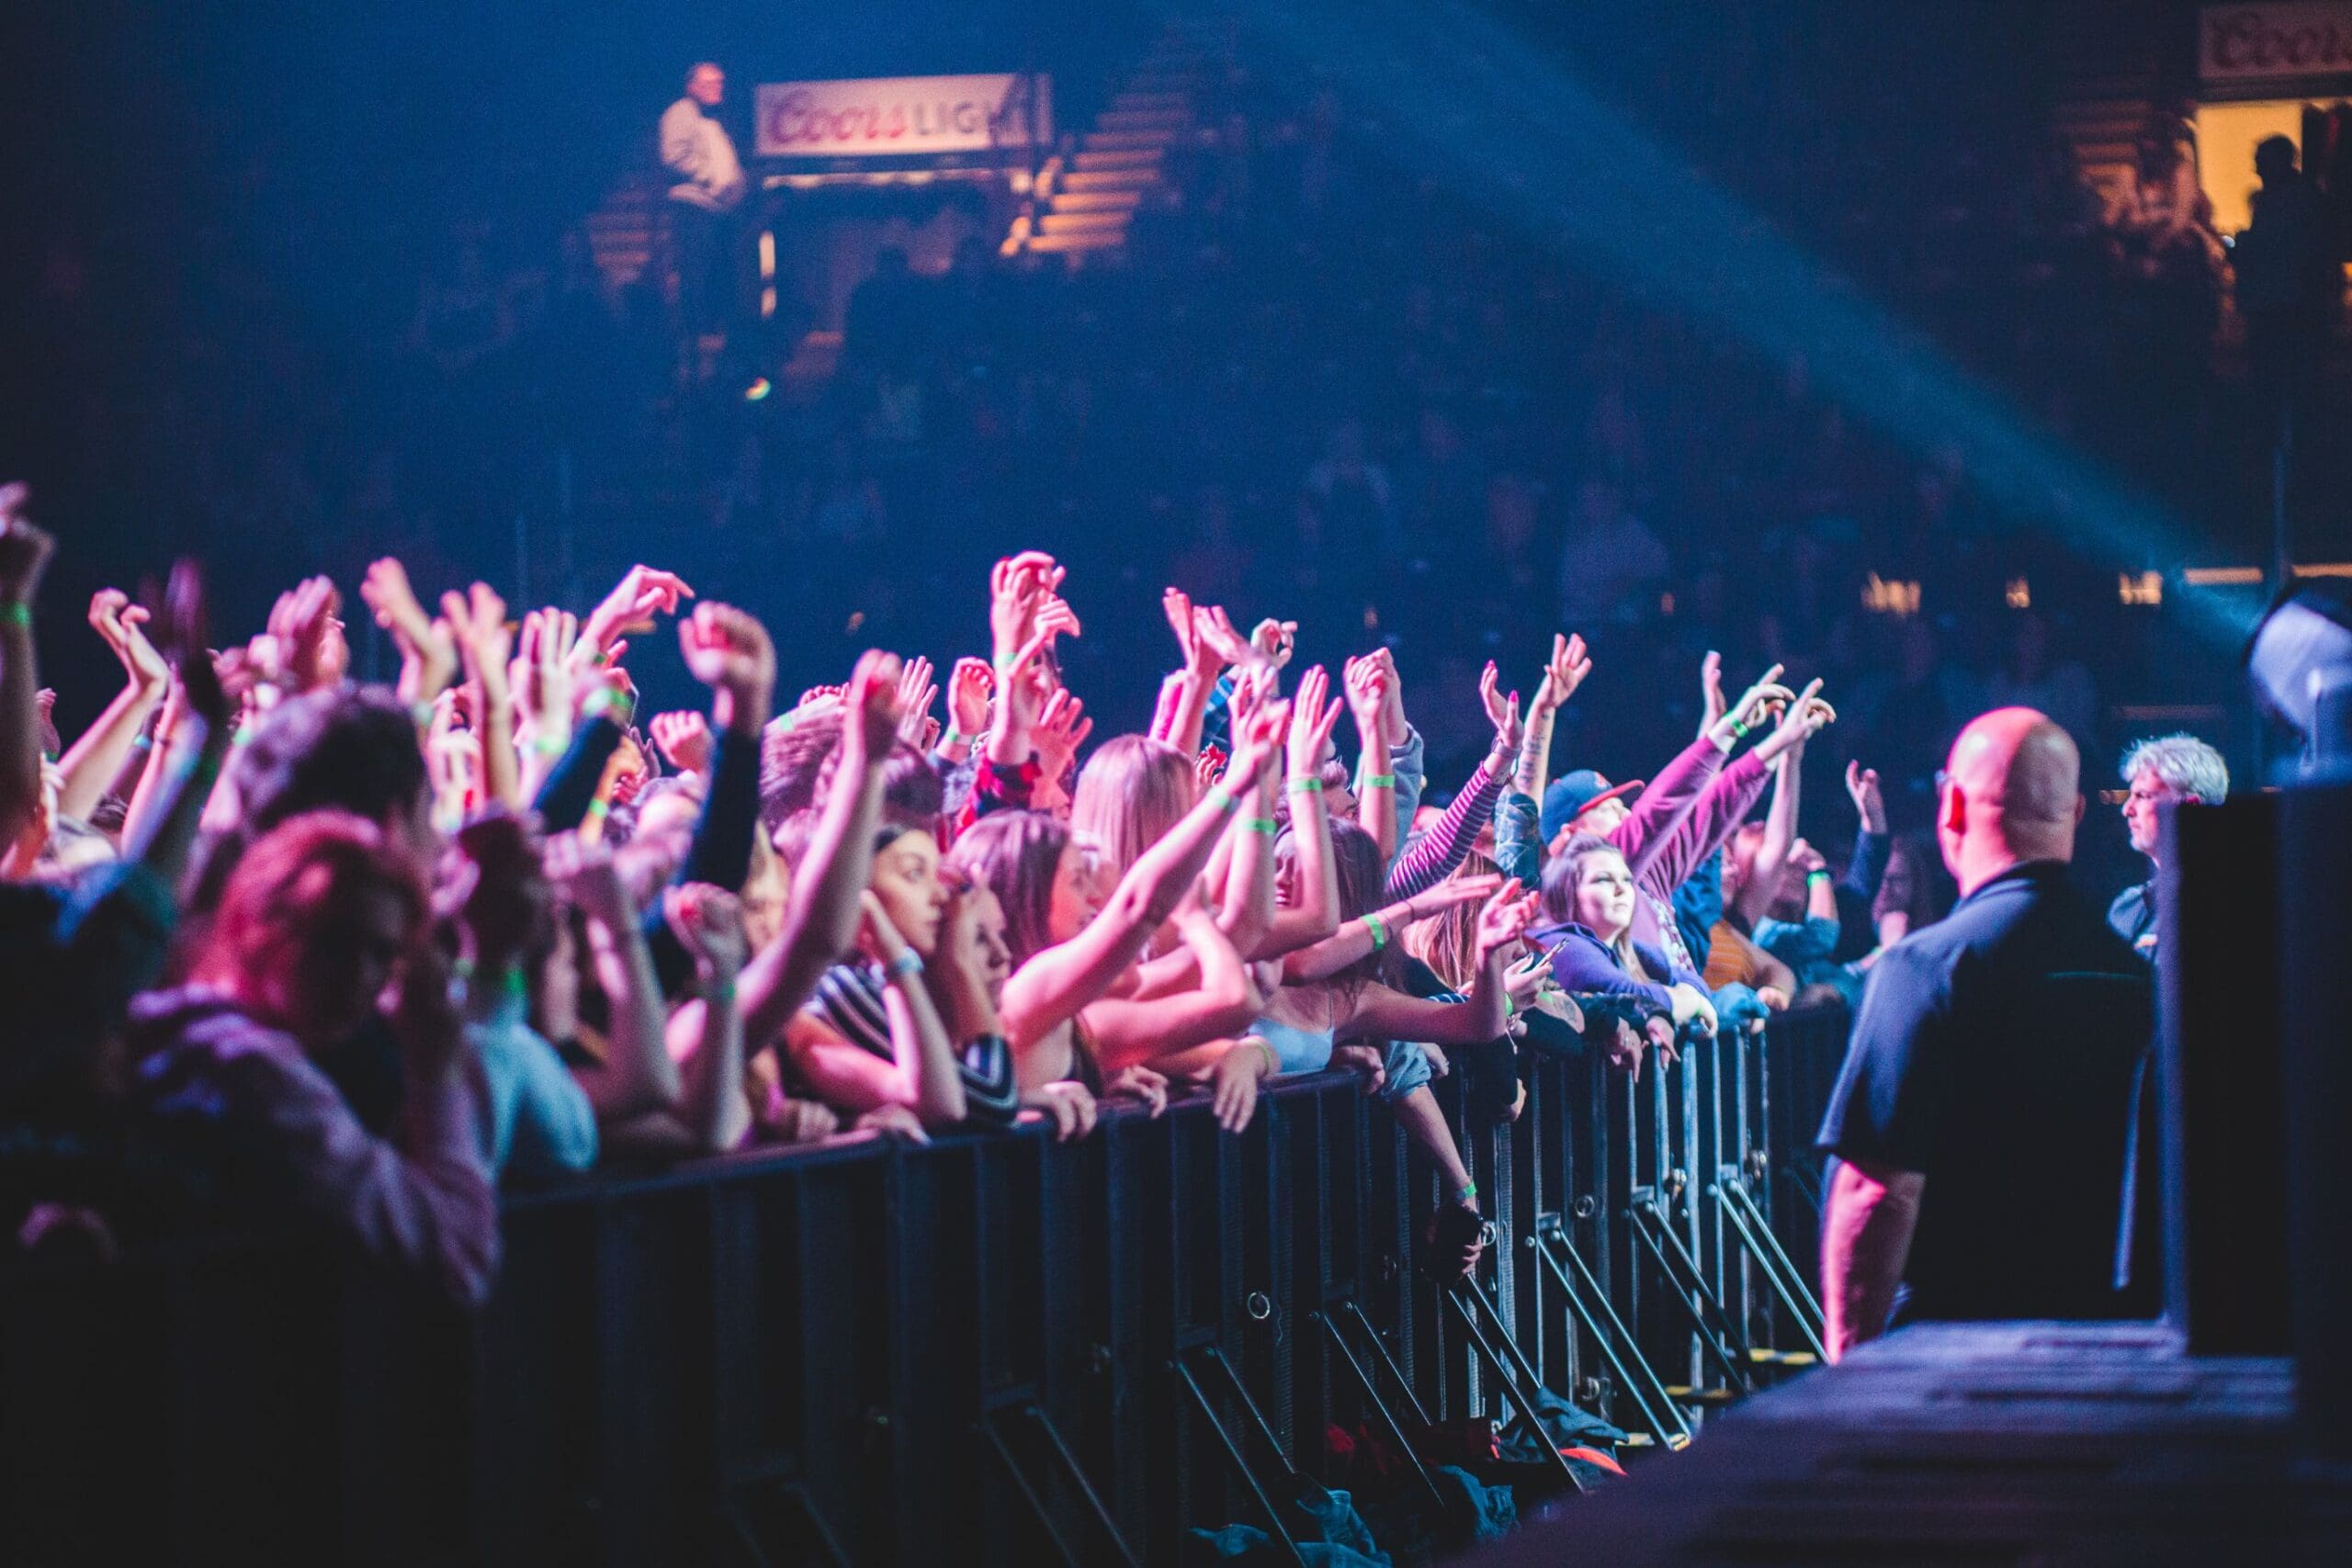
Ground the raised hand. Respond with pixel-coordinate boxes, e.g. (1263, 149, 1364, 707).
(510, 608, 576, 739)
(1341, 652, 1387, 734)
(1788, 837, 1828, 875)
(1190, 604, 1256, 669)
(1845, 760, 1887, 834)
(841, 649, 907, 761)
(1474, 884, 1541, 962)
(1035, 594, 1082, 646)
(1285, 664, 1343, 782)
(1709, 661, 1793, 750)
(440, 582, 513, 693)
(1755, 678, 1835, 761)
(89, 589, 168, 694)
(989, 551, 1063, 666)
(1224, 694, 1291, 794)
(1477, 660, 1523, 758)
(1250, 617, 1298, 670)
(678, 603, 776, 736)
(664, 883, 749, 979)
(1162, 587, 1203, 667)
(1398, 873, 1505, 926)
(159, 559, 237, 730)
(545, 831, 633, 929)
(894, 655, 938, 749)
(1035, 688, 1092, 782)
(268, 576, 345, 694)
(0, 484, 55, 606)
(947, 658, 994, 741)
(1700, 649, 1728, 734)
(1541, 632, 1593, 708)
(582, 564, 693, 653)
(650, 710, 713, 775)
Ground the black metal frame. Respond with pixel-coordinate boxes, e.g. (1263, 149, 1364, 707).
(0, 1009, 1860, 1564)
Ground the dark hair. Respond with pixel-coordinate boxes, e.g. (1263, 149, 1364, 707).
(197, 810, 427, 1019)
(1303, 817, 1396, 989)
(944, 810, 1069, 966)
(760, 711, 943, 835)
(187, 685, 429, 915)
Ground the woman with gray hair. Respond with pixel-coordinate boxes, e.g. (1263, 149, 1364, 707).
(2110, 733, 2229, 959)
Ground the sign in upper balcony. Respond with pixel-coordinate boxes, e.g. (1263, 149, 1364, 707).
(754, 73, 1052, 159)
(2200, 4, 2352, 84)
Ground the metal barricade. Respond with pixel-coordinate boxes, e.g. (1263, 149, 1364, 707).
(0, 1010, 1856, 1565)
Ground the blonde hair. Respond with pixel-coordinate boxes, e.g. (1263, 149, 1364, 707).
(1070, 735, 1195, 877)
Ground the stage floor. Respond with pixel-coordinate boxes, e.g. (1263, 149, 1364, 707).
(1476, 1321, 2352, 1565)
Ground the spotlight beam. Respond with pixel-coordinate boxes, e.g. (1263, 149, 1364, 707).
(1226, 0, 2250, 645)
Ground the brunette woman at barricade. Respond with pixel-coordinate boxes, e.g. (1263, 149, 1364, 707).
(1502, 655, 1815, 976)
(129, 811, 499, 1305)
(1536, 833, 1718, 1077)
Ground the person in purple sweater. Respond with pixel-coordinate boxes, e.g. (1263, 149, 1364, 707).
(1508, 656, 1837, 976)
(1534, 832, 1715, 1075)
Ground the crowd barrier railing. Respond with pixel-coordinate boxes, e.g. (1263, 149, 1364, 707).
(0, 1005, 1854, 1566)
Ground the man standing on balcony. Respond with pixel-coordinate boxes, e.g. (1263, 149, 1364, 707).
(661, 62, 748, 347)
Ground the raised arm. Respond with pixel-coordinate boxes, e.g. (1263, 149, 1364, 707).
(1342, 885, 1538, 1045)
(1256, 665, 1346, 957)
(999, 703, 1283, 1051)
(124, 562, 245, 886)
(0, 488, 56, 850)
(738, 649, 903, 1052)
(1082, 898, 1269, 1075)
(359, 558, 458, 738)
(551, 835, 683, 1122)
(659, 885, 754, 1154)
(510, 610, 580, 804)
(1209, 670, 1279, 953)
(1343, 652, 1396, 862)
(1385, 662, 1520, 900)
(1284, 874, 1502, 984)
(1612, 660, 1791, 876)
(786, 894, 966, 1128)
(1841, 761, 1891, 902)
(442, 583, 518, 810)
(56, 590, 169, 821)
(1513, 632, 1591, 803)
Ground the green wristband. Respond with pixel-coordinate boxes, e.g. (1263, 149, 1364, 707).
(1286, 775, 1324, 795)
(1455, 1181, 1477, 1204)
(1206, 784, 1238, 814)
(886, 949, 924, 980)
(1806, 869, 1832, 885)
(0, 602, 30, 628)
(1245, 818, 1280, 837)
(1361, 773, 1396, 790)
(1364, 912, 1388, 951)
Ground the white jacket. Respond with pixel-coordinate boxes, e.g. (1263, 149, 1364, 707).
(661, 98, 745, 211)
